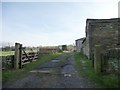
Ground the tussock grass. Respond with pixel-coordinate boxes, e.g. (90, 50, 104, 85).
(74, 52, 119, 88)
(2, 53, 62, 83)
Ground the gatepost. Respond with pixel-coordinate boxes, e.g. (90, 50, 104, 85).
(14, 43, 22, 69)
(94, 45, 102, 74)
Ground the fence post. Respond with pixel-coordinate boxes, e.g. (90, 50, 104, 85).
(14, 43, 20, 69)
(19, 44, 22, 69)
(94, 45, 102, 74)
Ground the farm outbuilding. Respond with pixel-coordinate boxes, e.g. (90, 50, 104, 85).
(80, 18, 120, 73)
(75, 38, 85, 52)
(82, 18, 120, 60)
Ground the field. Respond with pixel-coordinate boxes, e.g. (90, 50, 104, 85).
(0, 51, 15, 56)
(0, 50, 38, 56)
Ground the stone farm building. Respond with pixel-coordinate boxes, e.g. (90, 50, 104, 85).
(75, 38, 85, 52)
(82, 18, 120, 59)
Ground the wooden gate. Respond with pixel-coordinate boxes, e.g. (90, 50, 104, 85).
(14, 43, 38, 69)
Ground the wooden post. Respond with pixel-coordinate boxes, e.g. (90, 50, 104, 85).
(14, 43, 20, 69)
(94, 45, 102, 74)
(19, 44, 22, 69)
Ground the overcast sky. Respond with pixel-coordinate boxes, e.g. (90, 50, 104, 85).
(1, 0, 119, 47)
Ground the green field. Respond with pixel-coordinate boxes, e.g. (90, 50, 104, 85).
(0, 50, 38, 56)
(0, 51, 15, 56)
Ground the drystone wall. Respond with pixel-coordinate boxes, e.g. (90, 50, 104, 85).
(84, 18, 120, 60)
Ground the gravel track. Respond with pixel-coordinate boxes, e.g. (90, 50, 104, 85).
(3, 53, 101, 88)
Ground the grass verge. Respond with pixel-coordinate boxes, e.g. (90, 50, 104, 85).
(2, 53, 62, 84)
(74, 52, 119, 88)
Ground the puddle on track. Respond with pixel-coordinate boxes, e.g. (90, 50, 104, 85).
(51, 59, 60, 62)
(30, 70, 53, 74)
(29, 67, 60, 75)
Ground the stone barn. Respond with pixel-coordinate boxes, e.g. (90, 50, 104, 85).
(83, 18, 120, 59)
(75, 38, 85, 52)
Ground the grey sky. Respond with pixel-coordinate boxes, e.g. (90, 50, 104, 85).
(1, 0, 119, 47)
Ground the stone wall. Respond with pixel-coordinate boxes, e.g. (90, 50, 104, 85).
(84, 18, 120, 59)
